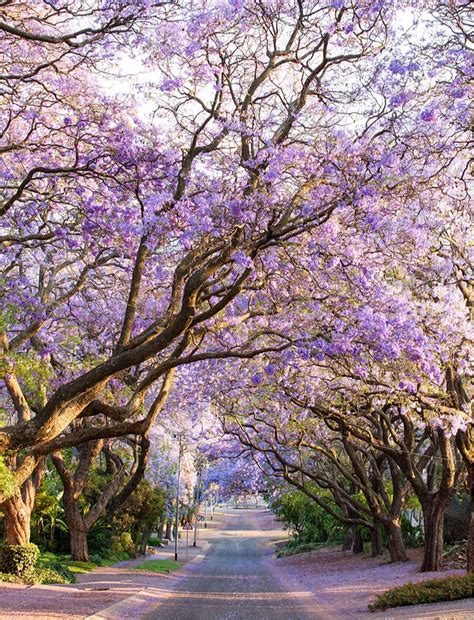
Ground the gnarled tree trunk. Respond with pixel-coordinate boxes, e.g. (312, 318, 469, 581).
(3, 490, 31, 545)
(468, 464, 474, 574)
(69, 518, 90, 562)
(384, 518, 408, 562)
(421, 505, 445, 572)
(1, 459, 45, 545)
(352, 527, 363, 554)
(52, 439, 127, 561)
(341, 527, 353, 551)
(370, 520, 383, 557)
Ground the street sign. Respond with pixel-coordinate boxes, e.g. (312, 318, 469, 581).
(183, 523, 193, 530)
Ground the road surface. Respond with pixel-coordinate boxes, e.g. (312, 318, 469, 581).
(144, 509, 323, 620)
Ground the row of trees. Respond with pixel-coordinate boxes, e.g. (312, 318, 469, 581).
(0, 0, 471, 574)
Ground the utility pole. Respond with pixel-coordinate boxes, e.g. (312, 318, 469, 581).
(203, 461, 209, 528)
(174, 432, 185, 562)
(193, 456, 206, 547)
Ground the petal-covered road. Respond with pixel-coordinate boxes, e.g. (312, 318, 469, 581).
(143, 509, 323, 620)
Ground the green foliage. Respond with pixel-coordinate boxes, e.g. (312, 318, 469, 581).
(110, 480, 166, 550)
(111, 532, 135, 557)
(276, 540, 336, 558)
(87, 518, 113, 557)
(369, 575, 474, 611)
(38, 550, 120, 576)
(31, 464, 70, 552)
(272, 489, 344, 545)
(401, 514, 424, 547)
(0, 565, 75, 585)
(33, 566, 75, 584)
(134, 559, 182, 574)
(0, 457, 16, 501)
(0, 543, 39, 577)
(148, 537, 163, 547)
(91, 557, 119, 567)
(0, 572, 22, 583)
(31, 488, 67, 551)
(8, 351, 53, 395)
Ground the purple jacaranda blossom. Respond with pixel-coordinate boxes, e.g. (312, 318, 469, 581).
(420, 108, 436, 121)
(388, 59, 406, 75)
(264, 364, 276, 376)
(232, 251, 253, 269)
(160, 77, 183, 92)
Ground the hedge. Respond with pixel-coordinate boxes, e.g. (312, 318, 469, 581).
(0, 543, 39, 577)
(369, 574, 474, 611)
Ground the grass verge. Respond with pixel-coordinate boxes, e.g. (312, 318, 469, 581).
(369, 574, 474, 611)
(134, 559, 182, 574)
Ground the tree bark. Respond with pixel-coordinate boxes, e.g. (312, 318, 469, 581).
(468, 463, 474, 574)
(1, 459, 45, 545)
(352, 527, 363, 554)
(69, 521, 90, 562)
(165, 519, 173, 541)
(2, 490, 31, 545)
(52, 440, 128, 562)
(140, 524, 152, 555)
(421, 507, 444, 572)
(384, 518, 408, 562)
(341, 528, 353, 551)
(157, 520, 164, 541)
(370, 521, 383, 557)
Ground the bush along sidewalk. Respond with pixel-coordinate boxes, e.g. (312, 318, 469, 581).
(0, 543, 75, 585)
(369, 574, 474, 611)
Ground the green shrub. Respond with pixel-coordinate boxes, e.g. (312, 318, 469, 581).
(276, 541, 333, 558)
(32, 566, 76, 584)
(271, 489, 345, 545)
(0, 565, 75, 585)
(401, 514, 424, 547)
(369, 574, 474, 611)
(87, 518, 112, 557)
(0, 572, 22, 583)
(111, 532, 135, 557)
(148, 537, 163, 547)
(0, 543, 39, 576)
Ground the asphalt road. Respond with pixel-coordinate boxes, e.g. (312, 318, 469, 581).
(144, 509, 323, 620)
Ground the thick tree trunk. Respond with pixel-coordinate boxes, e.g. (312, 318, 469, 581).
(157, 520, 164, 541)
(69, 523, 90, 562)
(2, 491, 31, 545)
(1, 461, 45, 546)
(370, 521, 383, 557)
(341, 528, 353, 551)
(165, 519, 173, 541)
(384, 518, 408, 562)
(352, 527, 364, 554)
(140, 524, 152, 554)
(421, 507, 444, 572)
(468, 464, 474, 574)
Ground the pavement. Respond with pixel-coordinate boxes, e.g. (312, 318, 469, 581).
(0, 508, 473, 619)
(140, 508, 322, 620)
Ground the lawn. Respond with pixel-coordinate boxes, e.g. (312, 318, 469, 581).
(134, 559, 182, 574)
